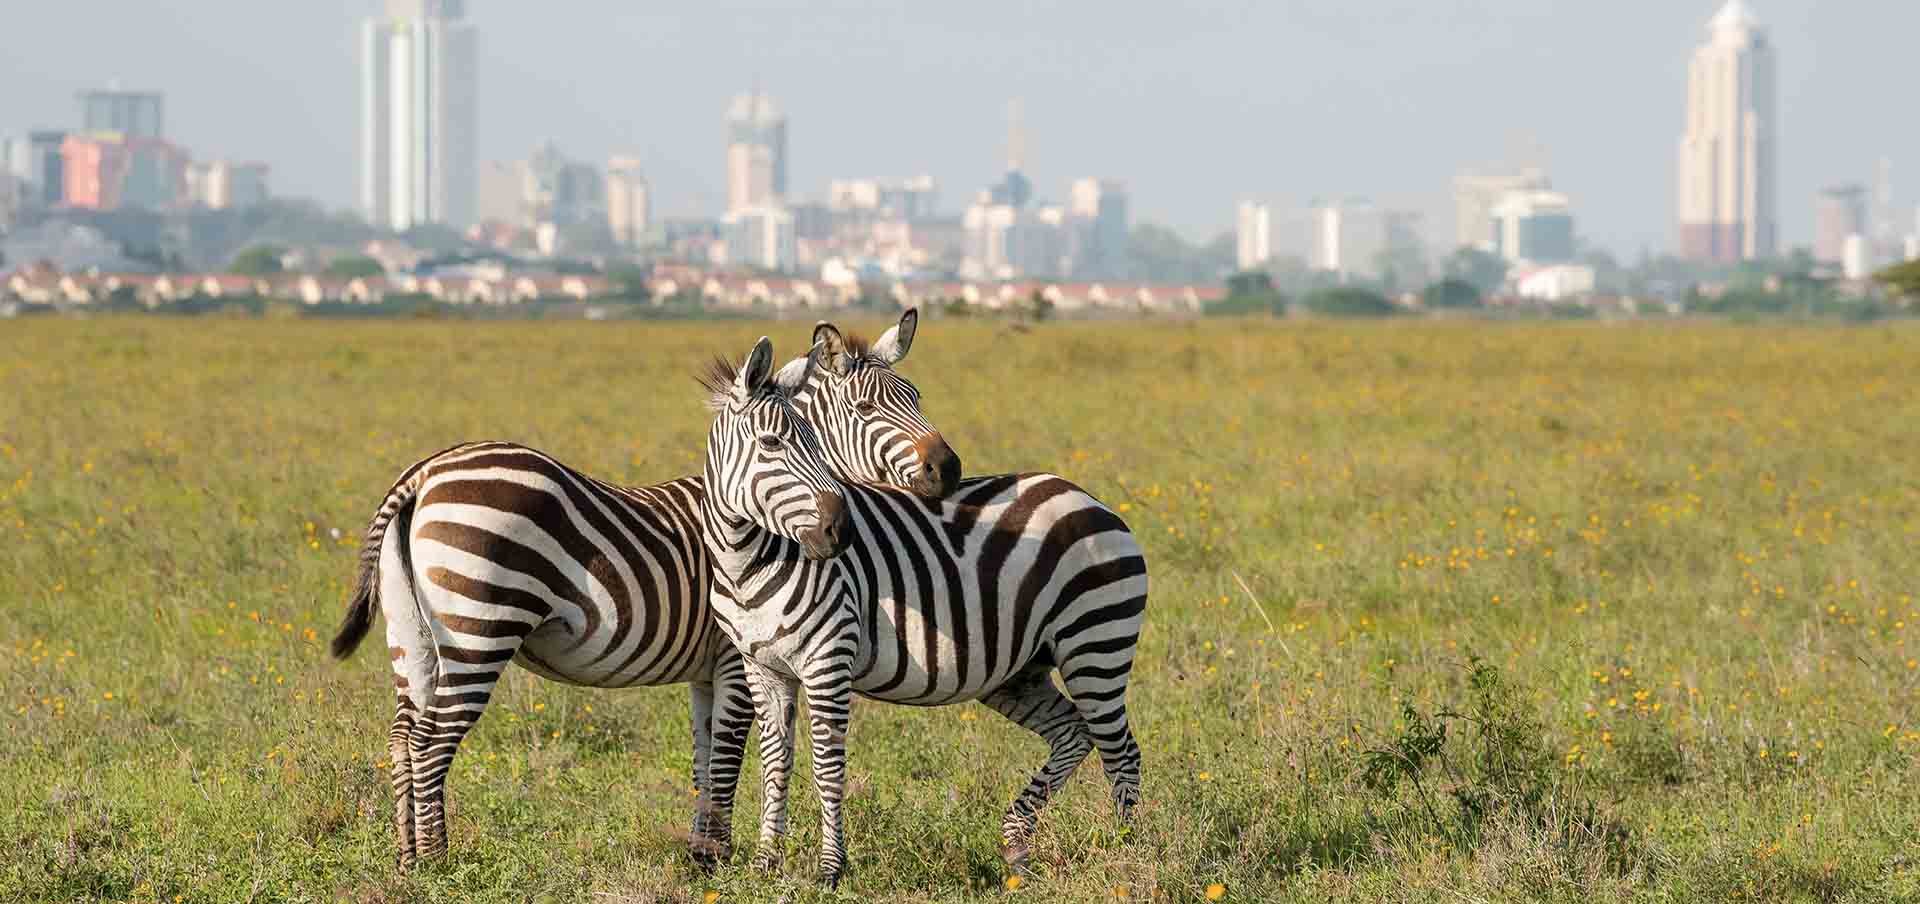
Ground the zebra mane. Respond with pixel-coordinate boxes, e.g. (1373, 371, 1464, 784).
(696, 355, 741, 412)
(840, 332, 873, 359)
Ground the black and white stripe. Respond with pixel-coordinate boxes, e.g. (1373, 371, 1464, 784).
(700, 338, 1149, 888)
(327, 313, 958, 869)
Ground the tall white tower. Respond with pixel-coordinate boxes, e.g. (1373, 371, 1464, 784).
(725, 92, 786, 215)
(1677, 0, 1777, 263)
(361, 0, 477, 231)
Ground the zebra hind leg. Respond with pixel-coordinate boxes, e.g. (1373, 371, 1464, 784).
(980, 668, 1094, 872)
(387, 702, 419, 869)
(1060, 644, 1144, 827)
(697, 647, 755, 869)
(406, 638, 520, 862)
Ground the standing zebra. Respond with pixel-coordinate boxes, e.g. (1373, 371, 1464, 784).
(698, 337, 1148, 888)
(327, 310, 959, 868)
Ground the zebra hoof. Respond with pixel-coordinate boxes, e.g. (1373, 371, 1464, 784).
(751, 849, 783, 873)
(688, 834, 730, 871)
(1001, 841, 1032, 871)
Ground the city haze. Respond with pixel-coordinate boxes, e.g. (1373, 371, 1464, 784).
(2, 1, 1917, 254)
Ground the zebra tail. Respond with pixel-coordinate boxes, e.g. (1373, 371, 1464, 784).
(330, 472, 424, 660)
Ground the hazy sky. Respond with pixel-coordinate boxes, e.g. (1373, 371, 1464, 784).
(4, 1, 1916, 257)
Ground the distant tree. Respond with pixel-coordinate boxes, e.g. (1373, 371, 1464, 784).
(1443, 247, 1509, 296)
(1420, 278, 1483, 309)
(1026, 288, 1055, 322)
(1210, 269, 1286, 317)
(606, 263, 650, 300)
(229, 244, 287, 276)
(1225, 269, 1275, 297)
(1304, 286, 1398, 318)
(1130, 223, 1235, 284)
(323, 254, 384, 279)
(1873, 258, 1920, 304)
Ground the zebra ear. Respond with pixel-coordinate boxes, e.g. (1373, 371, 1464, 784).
(812, 321, 848, 376)
(870, 308, 917, 365)
(737, 336, 776, 397)
(775, 339, 825, 393)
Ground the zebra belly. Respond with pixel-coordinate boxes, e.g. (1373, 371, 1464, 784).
(849, 599, 1028, 705)
(514, 617, 716, 688)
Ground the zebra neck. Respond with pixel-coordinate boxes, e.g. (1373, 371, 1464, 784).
(697, 482, 824, 605)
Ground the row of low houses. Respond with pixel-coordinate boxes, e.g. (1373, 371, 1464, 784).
(1, 271, 613, 307)
(3, 268, 1228, 313)
(653, 276, 1225, 312)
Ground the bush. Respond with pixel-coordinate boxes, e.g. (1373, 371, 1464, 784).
(1305, 287, 1397, 318)
(1421, 278, 1483, 309)
(1204, 292, 1286, 317)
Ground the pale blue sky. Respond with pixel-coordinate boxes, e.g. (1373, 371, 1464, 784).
(3, 1, 1915, 257)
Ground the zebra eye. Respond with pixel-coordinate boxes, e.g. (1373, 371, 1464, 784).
(757, 434, 783, 451)
(855, 401, 877, 416)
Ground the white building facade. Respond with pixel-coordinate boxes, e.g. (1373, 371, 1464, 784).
(1236, 201, 1271, 271)
(607, 156, 651, 248)
(360, 0, 478, 231)
(1677, 0, 1777, 262)
(726, 93, 786, 215)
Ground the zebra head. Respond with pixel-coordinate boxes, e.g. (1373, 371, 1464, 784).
(781, 308, 962, 499)
(701, 337, 852, 561)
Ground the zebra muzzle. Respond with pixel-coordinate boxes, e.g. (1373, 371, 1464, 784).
(799, 490, 850, 560)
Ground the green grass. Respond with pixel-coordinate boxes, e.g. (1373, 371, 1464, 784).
(3, 317, 1919, 903)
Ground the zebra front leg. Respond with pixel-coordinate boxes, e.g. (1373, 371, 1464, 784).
(981, 669, 1094, 871)
(799, 663, 855, 889)
(743, 659, 799, 873)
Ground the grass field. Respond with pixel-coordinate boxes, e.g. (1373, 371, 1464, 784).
(3, 317, 1919, 903)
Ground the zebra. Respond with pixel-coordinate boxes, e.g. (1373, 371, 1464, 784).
(326, 310, 958, 868)
(698, 337, 1149, 888)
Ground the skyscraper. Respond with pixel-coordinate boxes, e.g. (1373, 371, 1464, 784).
(78, 88, 164, 139)
(606, 156, 651, 248)
(725, 92, 786, 214)
(1813, 184, 1867, 266)
(1489, 190, 1576, 264)
(1453, 167, 1549, 252)
(1068, 178, 1129, 278)
(1677, 0, 1777, 263)
(360, 0, 477, 231)
(1236, 202, 1271, 271)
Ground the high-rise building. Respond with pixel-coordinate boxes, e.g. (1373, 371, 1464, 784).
(5, 131, 69, 207)
(606, 156, 651, 248)
(476, 160, 519, 225)
(518, 141, 604, 229)
(1454, 167, 1549, 252)
(723, 205, 796, 271)
(1311, 200, 1388, 280)
(1236, 201, 1271, 271)
(1677, 0, 1777, 263)
(61, 133, 188, 210)
(1068, 178, 1129, 278)
(360, 0, 478, 231)
(726, 92, 786, 214)
(1813, 184, 1868, 265)
(186, 160, 270, 210)
(78, 88, 164, 139)
(1489, 190, 1576, 264)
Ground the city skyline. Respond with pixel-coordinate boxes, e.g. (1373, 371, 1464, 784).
(2, 1, 1918, 255)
